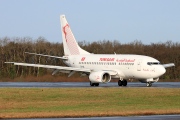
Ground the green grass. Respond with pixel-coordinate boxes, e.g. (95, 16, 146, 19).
(0, 88, 180, 118)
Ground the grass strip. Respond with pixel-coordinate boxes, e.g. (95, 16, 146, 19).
(0, 87, 180, 118)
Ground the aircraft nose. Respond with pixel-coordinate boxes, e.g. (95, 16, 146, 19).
(159, 66, 166, 76)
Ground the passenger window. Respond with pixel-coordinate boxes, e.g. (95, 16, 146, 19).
(147, 62, 160, 65)
(147, 62, 152, 65)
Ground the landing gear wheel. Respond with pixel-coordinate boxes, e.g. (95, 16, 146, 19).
(90, 81, 94, 86)
(118, 80, 123, 86)
(146, 82, 152, 87)
(122, 80, 127, 86)
(90, 82, 99, 87)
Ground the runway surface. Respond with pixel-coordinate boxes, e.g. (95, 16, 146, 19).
(0, 82, 179, 88)
(7, 115, 180, 120)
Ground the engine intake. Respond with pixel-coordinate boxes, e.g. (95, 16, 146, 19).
(89, 71, 111, 83)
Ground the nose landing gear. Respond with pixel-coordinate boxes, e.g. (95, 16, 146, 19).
(146, 82, 152, 87)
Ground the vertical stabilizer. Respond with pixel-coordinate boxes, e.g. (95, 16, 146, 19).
(60, 15, 90, 56)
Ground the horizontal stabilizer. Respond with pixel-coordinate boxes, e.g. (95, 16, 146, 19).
(25, 52, 68, 60)
(162, 63, 175, 68)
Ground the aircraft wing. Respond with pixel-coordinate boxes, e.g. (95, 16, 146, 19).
(5, 62, 91, 72)
(162, 63, 175, 68)
(5, 62, 118, 76)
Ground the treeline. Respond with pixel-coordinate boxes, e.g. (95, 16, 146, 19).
(0, 37, 179, 81)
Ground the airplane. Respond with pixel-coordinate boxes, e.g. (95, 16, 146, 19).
(6, 15, 175, 87)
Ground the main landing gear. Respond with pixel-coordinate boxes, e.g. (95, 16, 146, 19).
(90, 81, 99, 86)
(118, 80, 127, 86)
(146, 82, 152, 87)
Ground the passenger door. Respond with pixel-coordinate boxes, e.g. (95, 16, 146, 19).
(137, 59, 142, 71)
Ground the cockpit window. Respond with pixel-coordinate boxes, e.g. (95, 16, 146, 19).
(147, 62, 161, 65)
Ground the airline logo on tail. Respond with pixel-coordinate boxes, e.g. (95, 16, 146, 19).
(63, 24, 69, 42)
(63, 23, 80, 55)
(61, 15, 90, 56)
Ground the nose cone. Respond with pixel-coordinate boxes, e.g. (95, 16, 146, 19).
(159, 66, 166, 76)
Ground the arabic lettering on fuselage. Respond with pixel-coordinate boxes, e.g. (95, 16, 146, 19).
(116, 59, 135, 62)
(99, 58, 115, 61)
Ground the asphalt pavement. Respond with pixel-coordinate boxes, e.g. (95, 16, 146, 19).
(0, 82, 179, 88)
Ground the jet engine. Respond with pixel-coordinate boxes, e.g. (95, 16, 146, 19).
(89, 71, 111, 83)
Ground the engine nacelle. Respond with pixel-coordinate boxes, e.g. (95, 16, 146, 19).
(139, 78, 159, 83)
(89, 71, 111, 83)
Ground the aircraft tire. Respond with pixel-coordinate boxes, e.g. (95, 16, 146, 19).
(118, 80, 123, 86)
(122, 80, 127, 86)
(90, 81, 94, 86)
(146, 82, 152, 87)
(95, 83, 99, 86)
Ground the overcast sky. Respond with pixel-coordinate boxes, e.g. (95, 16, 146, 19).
(0, 0, 180, 44)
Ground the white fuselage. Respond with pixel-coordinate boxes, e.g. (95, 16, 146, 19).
(63, 54, 166, 81)
(5, 15, 174, 87)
